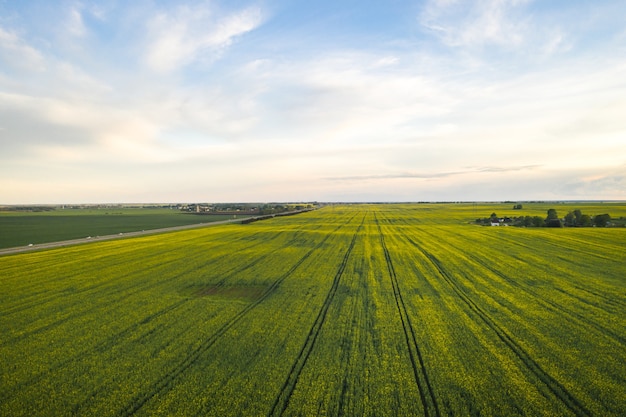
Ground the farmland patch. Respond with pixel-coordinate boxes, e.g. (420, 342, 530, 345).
(1, 204, 624, 416)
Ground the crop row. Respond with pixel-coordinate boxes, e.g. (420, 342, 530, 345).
(1, 204, 624, 416)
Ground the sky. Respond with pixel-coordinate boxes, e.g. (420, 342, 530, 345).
(1, 0, 625, 203)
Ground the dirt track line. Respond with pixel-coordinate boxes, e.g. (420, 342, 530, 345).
(0, 255, 191, 349)
(268, 215, 364, 417)
(118, 213, 352, 417)
(0, 244, 192, 320)
(408, 230, 626, 347)
(375, 214, 440, 417)
(0, 299, 188, 403)
(470, 254, 626, 346)
(419, 247, 591, 417)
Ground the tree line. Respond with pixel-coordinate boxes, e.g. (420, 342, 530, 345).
(476, 208, 614, 228)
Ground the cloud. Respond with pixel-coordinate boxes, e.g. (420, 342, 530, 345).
(0, 90, 163, 165)
(473, 165, 541, 173)
(541, 29, 570, 57)
(419, 0, 532, 48)
(325, 165, 540, 182)
(1, 1, 625, 203)
(553, 166, 626, 200)
(67, 6, 87, 37)
(239, 51, 457, 146)
(144, 4, 263, 73)
(0, 26, 45, 71)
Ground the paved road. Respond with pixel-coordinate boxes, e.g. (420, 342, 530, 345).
(0, 217, 245, 257)
(0, 209, 315, 257)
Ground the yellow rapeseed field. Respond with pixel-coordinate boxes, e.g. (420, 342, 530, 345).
(1, 203, 624, 416)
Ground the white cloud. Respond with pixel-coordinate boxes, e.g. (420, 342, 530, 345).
(0, 26, 46, 71)
(241, 52, 457, 147)
(67, 7, 87, 37)
(0, 92, 99, 131)
(252, 47, 626, 184)
(541, 30, 570, 57)
(144, 4, 263, 73)
(54, 62, 112, 96)
(374, 56, 399, 67)
(420, 0, 532, 48)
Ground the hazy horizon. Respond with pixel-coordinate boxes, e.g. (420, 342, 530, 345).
(1, 1, 625, 204)
(0, 199, 626, 208)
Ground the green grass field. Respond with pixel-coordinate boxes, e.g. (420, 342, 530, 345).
(0, 208, 237, 249)
(1, 204, 624, 416)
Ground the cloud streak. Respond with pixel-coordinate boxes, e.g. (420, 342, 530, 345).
(0, 26, 45, 71)
(326, 165, 540, 181)
(419, 0, 532, 48)
(144, 4, 263, 73)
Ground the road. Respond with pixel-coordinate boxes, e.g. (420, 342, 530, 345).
(0, 217, 245, 257)
(0, 209, 315, 257)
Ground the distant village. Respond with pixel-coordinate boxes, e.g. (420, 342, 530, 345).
(178, 203, 316, 215)
(0, 202, 317, 214)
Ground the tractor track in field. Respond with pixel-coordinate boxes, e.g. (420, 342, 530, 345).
(473, 230, 626, 311)
(207, 225, 319, 289)
(268, 215, 365, 417)
(414, 243, 592, 417)
(0, 228, 281, 320)
(2, 235, 284, 350)
(0, 245, 188, 313)
(118, 214, 358, 417)
(495, 246, 626, 313)
(471, 253, 625, 346)
(479, 228, 616, 263)
(3, 226, 313, 353)
(0, 299, 188, 403)
(504, 247, 626, 312)
(477, 259, 625, 346)
(2, 232, 287, 402)
(0, 260, 187, 349)
(407, 230, 626, 347)
(375, 214, 440, 417)
(8, 219, 335, 411)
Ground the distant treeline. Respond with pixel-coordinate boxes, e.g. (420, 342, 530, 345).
(0, 206, 56, 212)
(476, 208, 622, 228)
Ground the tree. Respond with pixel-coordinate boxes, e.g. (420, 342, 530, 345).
(546, 208, 559, 220)
(564, 211, 576, 227)
(519, 216, 532, 227)
(594, 214, 611, 227)
(532, 216, 544, 227)
(579, 214, 592, 227)
(545, 209, 562, 227)
(513, 204, 523, 210)
(574, 209, 582, 225)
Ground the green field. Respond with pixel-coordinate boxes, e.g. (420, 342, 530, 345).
(0, 208, 237, 249)
(1, 204, 625, 416)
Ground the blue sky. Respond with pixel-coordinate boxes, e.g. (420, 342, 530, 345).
(1, 0, 625, 203)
